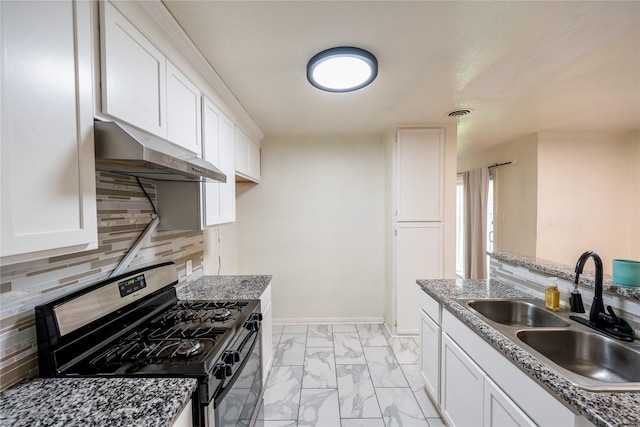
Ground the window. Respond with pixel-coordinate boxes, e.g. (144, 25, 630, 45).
(456, 172, 495, 278)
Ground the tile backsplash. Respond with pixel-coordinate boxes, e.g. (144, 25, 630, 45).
(0, 172, 204, 390)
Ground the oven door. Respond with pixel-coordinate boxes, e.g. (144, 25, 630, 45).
(214, 322, 262, 427)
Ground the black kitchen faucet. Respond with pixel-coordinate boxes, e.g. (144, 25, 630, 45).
(571, 250, 634, 341)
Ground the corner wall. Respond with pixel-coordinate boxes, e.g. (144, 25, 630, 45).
(234, 135, 386, 323)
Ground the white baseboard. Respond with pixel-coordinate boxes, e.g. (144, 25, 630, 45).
(272, 316, 385, 325)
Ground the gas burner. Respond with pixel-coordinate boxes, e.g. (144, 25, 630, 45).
(175, 309, 198, 322)
(174, 340, 205, 358)
(211, 307, 232, 322)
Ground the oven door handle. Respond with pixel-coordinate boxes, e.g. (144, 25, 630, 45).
(213, 328, 260, 406)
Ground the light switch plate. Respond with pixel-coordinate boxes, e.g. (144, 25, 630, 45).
(186, 260, 193, 276)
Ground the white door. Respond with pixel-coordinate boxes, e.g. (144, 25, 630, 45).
(218, 115, 236, 222)
(1, 0, 97, 262)
(396, 128, 444, 222)
(166, 61, 201, 154)
(420, 309, 441, 404)
(441, 333, 485, 427)
(202, 98, 222, 225)
(396, 223, 443, 334)
(202, 98, 235, 226)
(484, 377, 535, 427)
(100, 0, 167, 137)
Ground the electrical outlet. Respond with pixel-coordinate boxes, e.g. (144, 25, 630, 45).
(186, 260, 193, 276)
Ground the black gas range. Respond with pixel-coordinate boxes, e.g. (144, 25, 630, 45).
(35, 262, 263, 427)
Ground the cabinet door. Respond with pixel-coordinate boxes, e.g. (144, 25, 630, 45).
(396, 128, 444, 222)
(202, 98, 235, 226)
(167, 61, 201, 154)
(484, 377, 535, 427)
(396, 223, 443, 334)
(260, 285, 273, 384)
(441, 333, 485, 427)
(100, 0, 166, 137)
(420, 310, 441, 404)
(1, 0, 97, 262)
(248, 140, 261, 182)
(235, 127, 250, 176)
(235, 127, 261, 183)
(219, 114, 236, 222)
(202, 98, 222, 225)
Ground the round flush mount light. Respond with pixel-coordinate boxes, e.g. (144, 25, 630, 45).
(307, 46, 378, 92)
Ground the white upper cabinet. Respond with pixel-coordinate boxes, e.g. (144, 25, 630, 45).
(100, 0, 167, 137)
(1, 0, 97, 263)
(235, 128, 261, 183)
(167, 61, 202, 154)
(396, 128, 444, 222)
(203, 97, 236, 226)
(101, 1, 203, 154)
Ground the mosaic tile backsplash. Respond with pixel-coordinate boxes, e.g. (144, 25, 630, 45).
(0, 172, 204, 390)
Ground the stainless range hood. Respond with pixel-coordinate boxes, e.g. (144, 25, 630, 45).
(94, 120, 226, 183)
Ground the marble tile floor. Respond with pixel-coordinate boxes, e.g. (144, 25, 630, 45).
(256, 323, 446, 427)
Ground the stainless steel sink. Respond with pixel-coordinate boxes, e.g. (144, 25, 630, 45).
(517, 329, 640, 390)
(456, 297, 640, 391)
(466, 299, 571, 328)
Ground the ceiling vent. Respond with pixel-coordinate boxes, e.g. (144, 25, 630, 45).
(447, 109, 471, 117)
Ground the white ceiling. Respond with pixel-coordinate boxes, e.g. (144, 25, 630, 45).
(163, 1, 640, 154)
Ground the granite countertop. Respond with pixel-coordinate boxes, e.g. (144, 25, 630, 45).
(177, 275, 272, 300)
(417, 278, 640, 427)
(0, 377, 197, 427)
(490, 251, 640, 301)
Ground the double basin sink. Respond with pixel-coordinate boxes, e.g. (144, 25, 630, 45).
(457, 298, 640, 392)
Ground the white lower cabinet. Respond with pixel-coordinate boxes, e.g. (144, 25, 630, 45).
(439, 328, 556, 427)
(420, 309, 441, 404)
(420, 294, 594, 427)
(260, 284, 273, 384)
(396, 223, 443, 334)
(441, 333, 485, 427)
(484, 377, 535, 427)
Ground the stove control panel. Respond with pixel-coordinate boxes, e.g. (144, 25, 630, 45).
(118, 274, 147, 297)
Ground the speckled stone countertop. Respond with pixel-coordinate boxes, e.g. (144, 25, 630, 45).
(490, 251, 640, 301)
(177, 275, 272, 300)
(0, 377, 197, 427)
(417, 278, 640, 427)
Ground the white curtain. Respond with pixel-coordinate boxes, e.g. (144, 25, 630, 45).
(464, 167, 490, 279)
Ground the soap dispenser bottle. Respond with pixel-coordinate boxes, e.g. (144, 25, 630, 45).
(545, 277, 560, 311)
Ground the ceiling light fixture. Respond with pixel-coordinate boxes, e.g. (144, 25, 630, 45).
(307, 46, 378, 92)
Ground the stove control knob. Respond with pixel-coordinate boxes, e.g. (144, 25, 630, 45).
(213, 363, 233, 379)
(252, 313, 263, 322)
(223, 350, 240, 364)
(245, 319, 260, 331)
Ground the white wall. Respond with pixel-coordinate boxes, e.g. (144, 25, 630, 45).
(234, 135, 386, 322)
(537, 131, 640, 273)
(203, 223, 238, 275)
